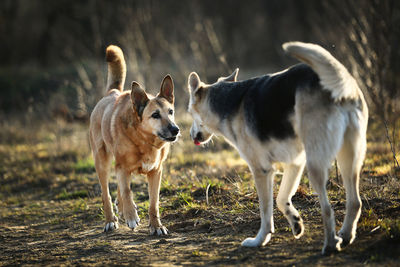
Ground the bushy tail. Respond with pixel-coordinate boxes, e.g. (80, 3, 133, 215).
(105, 45, 126, 92)
(282, 42, 358, 101)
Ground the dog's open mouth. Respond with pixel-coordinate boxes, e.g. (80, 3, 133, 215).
(193, 138, 201, 146)
(158, 134, 177, 142)
(164, 136, 177, 142)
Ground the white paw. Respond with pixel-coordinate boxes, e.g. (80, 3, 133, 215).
(241, 233, 271, 247)
(149, 225, 168, 236)
(292, 220, 304, 239)
(322, 236, 342, 255)
(338, 229, 355, 246)
(126, 217, 140, 230)
(104, 221, 119, 232)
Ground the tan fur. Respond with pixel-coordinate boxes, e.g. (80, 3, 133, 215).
(90, 45, 178, 234)
(106, 45, 126, 91)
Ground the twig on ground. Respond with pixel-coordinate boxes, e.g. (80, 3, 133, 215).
(206, 183, 211, 206)
(384, 120, 400, 169)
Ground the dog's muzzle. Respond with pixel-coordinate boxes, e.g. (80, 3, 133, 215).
(192, 132, 203, 146)
(158, 124, 180, 142)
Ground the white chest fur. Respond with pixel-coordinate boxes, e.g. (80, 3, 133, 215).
(141, 150, 161, 172)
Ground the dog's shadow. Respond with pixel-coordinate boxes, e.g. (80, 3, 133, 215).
(217, 239, 329, 265)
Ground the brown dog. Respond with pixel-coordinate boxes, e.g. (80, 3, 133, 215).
(89, 45, 179, 235)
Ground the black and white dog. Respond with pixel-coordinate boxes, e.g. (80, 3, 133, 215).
(187, 42, 368, 254)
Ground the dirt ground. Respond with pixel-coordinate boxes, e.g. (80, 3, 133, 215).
(1, 122, 399, 266)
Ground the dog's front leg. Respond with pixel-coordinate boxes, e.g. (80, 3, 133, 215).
(116, 168, 140, 230)
(147, 169, 168, 235)
(242, 167, 275, 247)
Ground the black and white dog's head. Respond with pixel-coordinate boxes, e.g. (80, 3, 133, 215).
(187, 69, 239, 146)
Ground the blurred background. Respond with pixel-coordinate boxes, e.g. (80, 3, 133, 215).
(1, 0, 399, 123)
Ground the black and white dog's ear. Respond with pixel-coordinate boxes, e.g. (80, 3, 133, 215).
(188, 72, 201, 93)
(218, 68, 239, 82)
(131, 81, 149, 118)
(188, 72, 205, 100)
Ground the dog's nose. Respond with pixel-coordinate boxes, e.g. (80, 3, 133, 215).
(195, 132, 203, 141)
(168, 124, 180, 136)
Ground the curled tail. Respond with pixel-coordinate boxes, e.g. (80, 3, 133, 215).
(282, 42, 359, 101)
(105, 45, 126, 93)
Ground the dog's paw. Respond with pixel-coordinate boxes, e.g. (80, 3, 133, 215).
(241, 233, 271, 247)
(292, 220, 304, 239)
(322, 235, 342, 255)
(149, 225, 168, 236)
(241, 237, 259, 247)
(126, 217, 140, 230)
(338, 229, 355, 247)
(104, 221, 119, 232)
(104, 215, 119, 232)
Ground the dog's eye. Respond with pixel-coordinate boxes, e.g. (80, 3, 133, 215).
(151, 112, 161, 119)
(168, 109, 173, 115)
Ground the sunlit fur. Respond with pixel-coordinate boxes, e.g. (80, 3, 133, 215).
(187, 42, 368, 255)
(89, 45, 179, 235)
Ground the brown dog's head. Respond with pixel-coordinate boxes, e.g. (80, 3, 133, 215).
(187, 69, 238, 146)
(131, 75, 180, 142)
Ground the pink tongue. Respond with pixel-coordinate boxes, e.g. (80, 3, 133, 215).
(194, 140, 201, 146)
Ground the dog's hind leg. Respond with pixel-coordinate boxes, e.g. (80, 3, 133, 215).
(277, 162, 306, 239)
(337, 128, 366, 246)
(242, 166, 275, 247)
(94, 145, 118, 232)
(304, 128, 344, 254)
(307, 163, 342, 255)
(299, 103, 347, 254)
(116, 168, 140, 230)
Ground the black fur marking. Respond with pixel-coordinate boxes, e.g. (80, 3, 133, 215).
(293, 215, 300, 222)
(208, 82, 248, 120)
(293, 222, 302, 235)
(286, 202, 290, 206)
(244, 64, 320, 141)
(208, 64, 322, 141)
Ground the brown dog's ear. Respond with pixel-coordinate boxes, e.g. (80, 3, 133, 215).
(158, 75, 174, 104)
(131, 81, 149, 118)
(217, 68, 239, 82)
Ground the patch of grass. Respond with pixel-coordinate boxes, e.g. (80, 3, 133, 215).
(48, 217, 65, 225)
(192, 250, 201, 257)
(359, 208, 379, 231)
(72, 198, 89, 212)
(56, 189, 89, 200)
(381, 218, 400, 240)
(138, 200, 150, 216)
(173, 192, 194, 208)
(160, 179, 177, 196)
(74, 157, 95, 173)
(197, 178, 224, 190)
